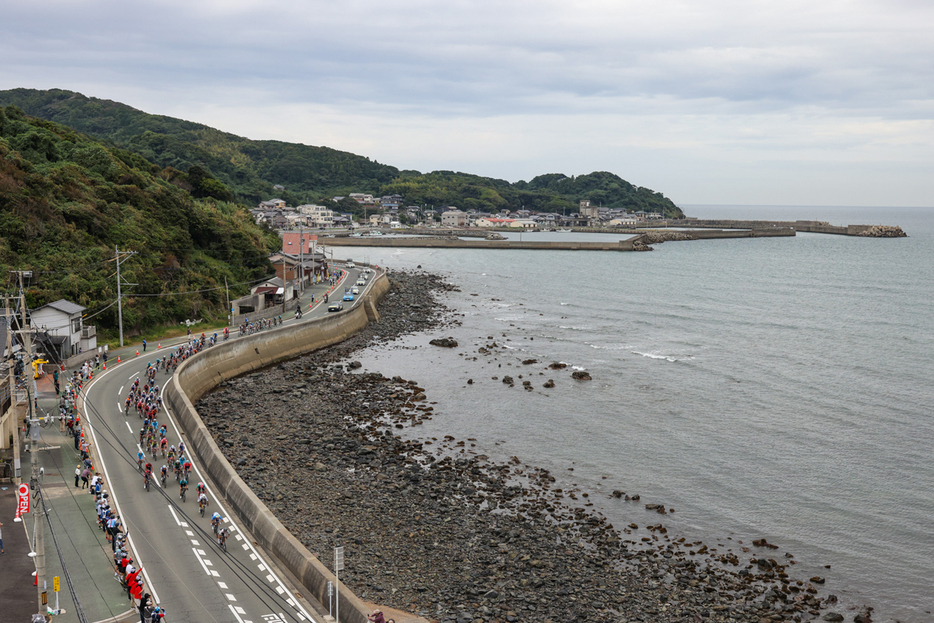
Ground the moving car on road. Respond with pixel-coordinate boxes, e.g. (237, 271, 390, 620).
(328, 302, 343, 312)
(343, 289, 354, 301)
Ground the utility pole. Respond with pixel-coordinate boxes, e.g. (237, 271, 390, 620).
(12, 271, 45, 614)
(299, 227, 304, 294)
(114, 246, 137, 347)
(3, 294, 22, 478)
(224, 276, 230, 327)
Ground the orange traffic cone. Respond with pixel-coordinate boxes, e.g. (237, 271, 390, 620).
(103, 362, 106, 370)
(157, 342, 161, 349)
(117, 356, 121, 363)
(136, 349, 139, 356)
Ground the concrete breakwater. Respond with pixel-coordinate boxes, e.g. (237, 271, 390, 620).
(326, 228, 794, 251)
(163, 271, 391, 623)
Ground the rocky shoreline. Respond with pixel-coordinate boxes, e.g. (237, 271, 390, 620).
(196, 270, 866, 623)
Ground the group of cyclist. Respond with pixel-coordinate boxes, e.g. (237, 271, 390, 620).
(237, 315, 282, 336)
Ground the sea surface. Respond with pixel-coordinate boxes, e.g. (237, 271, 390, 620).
(330, 206, 934, 622)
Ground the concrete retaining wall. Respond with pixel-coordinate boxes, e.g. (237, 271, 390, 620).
(163, 272, 391, 623)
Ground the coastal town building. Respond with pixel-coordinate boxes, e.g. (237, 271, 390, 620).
(441, 209, 467, 227)
(30, 299, 97, 360)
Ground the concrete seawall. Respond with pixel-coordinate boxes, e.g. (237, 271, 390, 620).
(327, 228, 794, 251)
(163, 272, 391, 623)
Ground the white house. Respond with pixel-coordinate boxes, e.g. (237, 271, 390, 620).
(31, 299, 96, 359)
(441, 209, 467, 227)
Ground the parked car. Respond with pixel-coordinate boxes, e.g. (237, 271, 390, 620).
(328, 302, 343, 312)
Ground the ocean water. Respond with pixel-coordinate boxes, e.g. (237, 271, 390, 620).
(330, 206, 934, 622)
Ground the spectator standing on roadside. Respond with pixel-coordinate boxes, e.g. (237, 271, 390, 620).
(75, 464, 81, 487)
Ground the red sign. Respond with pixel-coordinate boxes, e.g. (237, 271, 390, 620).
(16, 483, 30, 517)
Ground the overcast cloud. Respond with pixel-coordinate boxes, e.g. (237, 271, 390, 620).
(3, 0, 933, 206)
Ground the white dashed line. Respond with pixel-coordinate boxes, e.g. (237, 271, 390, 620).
(275, 586, 285, 595)
(218, 582, 229, 589)
(186, 531, 194, 537)
(204, 559, 214, 567)
(211, 570, 220, 577)
(257, 564, 265, 571)
(119, 385, 124, 395)
(266, 574, 275, 582)
(126, 422, 132, 433)
(234, 606, 246, 614)
(168, 505, 182, 526)
(226, 593, 237, 601)
(249, 554, 257, 561)
(242, 543, 250, 550)
(228, 604, 246, 623)
(191, 547, 211, 576)
(196, 549, 206, 556)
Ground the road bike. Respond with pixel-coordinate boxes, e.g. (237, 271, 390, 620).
(199, 498, 208, 517)
(144, 472, 151, 492)
(179, 486, 187, 503)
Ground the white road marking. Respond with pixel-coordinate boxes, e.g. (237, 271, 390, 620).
(218, 581, 229, 589)
(168, 505, 182, 526)
(234, 606, 245, 614)
(119, 385, 124, 395)
(204, 559, 214, 567)
(160, 358, 320, 623)
(266, 574, 275, 582)
(117, 402, 122, 413)
(186, 531, 195, 537)
(226, 593, 237, 601)
(192, 547, 211, 576)
(125, 422, 132, 433)
(196, 549, 206, 556)
(257, 564, 265, 571)
(228, 604, 247, 623)
(211, 570, 220, 577)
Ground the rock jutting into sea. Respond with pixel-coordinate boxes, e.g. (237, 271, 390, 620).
(856, 225, 907, 237)
(196, 269, 860, 623)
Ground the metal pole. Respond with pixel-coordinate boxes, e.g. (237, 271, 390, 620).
(115, 245, 124, 348)
(224, 276, 230, 326)
(299, 227, 304, 294)
(17, 272, 45, 613)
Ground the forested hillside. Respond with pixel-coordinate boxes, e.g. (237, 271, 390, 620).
(0, 105, 278, 339)
(0, 88, 683, 218)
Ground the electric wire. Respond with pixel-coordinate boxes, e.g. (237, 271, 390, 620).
(77, 351, 315, 621)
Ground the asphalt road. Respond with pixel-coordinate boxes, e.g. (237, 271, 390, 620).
(79, 266, 369, 623)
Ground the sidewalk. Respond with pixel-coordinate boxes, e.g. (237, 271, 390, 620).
(20, 375, 135, 623)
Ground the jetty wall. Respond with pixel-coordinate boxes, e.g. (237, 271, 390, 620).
(326, 228, 794, 251)
(163, 271, 391, 623)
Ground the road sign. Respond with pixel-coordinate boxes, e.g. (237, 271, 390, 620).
(53, 576, 60, 592)
(334, 546, 344, 571)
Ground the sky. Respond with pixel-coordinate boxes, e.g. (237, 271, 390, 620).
(3, 0, 934, 207)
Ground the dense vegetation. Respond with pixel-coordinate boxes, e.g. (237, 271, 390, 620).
(0, 105, 278, 341)
(0, 89, 683, 218)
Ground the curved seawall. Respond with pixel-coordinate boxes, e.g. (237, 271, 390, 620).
(163, 271, 391, 623)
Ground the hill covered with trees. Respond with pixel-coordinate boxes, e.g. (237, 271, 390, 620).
(0, 104, 278, 340)
(0, 88, 683, 218)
